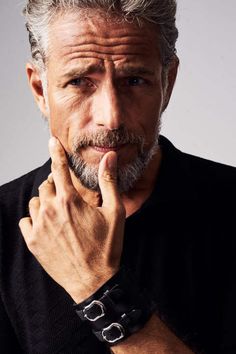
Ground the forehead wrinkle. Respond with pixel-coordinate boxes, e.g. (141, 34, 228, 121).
(63, 41, 148, 51)
(64, 33, 149, 46)
(59, 42, 151, 65)
(47, 12, 162, 75)
(49, 27, 157, 57)
(58, 38, 150, 58)
(56, 51, 159, 79)
(65, 52, 146, 63)
(60, 62, 105, 80)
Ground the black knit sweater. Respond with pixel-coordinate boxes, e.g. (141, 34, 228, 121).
(1, 137, 236, 353)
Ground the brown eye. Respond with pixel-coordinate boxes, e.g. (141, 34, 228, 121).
(127, 77, 145, 86)
(119, 76, 147, 87)
(69, 77, 94, 88)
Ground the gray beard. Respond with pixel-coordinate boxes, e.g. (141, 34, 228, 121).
(67, 126, 160, 193)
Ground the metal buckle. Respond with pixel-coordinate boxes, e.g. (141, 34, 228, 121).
(83, 300, 105, 322)
(102, 323, 125, 343)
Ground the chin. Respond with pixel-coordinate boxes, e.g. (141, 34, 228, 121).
(68, 151, 153, 194)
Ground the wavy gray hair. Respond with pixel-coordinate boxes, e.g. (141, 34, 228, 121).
(23, 0, 178, 72)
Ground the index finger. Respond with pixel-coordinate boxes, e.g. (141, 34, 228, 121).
(49, 137, 73, 195)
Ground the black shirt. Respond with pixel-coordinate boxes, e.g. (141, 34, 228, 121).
(0, 136, 236, 354)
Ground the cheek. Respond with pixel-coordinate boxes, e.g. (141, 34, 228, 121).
(139, 112, 161, 146)
(142, 92, 164, 135)
(48, 89, 89, 149)
(125, 91, 163, 141)
(49, 89, 82, 117)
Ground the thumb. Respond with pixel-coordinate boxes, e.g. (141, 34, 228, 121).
(98, 151, 122, 209)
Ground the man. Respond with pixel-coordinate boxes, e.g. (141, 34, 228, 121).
(0, 0, 235, 353)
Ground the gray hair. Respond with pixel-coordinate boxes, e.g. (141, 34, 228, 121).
(23, 0, 178, 72)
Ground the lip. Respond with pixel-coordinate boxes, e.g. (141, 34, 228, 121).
(92, 144, 126, 153)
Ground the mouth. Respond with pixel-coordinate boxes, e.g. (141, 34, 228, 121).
(91, 144, 127, 153)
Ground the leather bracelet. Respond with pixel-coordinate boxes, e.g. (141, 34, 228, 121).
(73, 267, 156, 346)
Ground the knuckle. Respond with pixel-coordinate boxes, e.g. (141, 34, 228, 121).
(102, 171, 117, 183)
(38, 179, 50, 190)
(18, 218, 26, 229)
(27, 237, 38, 252)
(40, 203, 56, 219)
(51, 160, 67, 171)
(29, 197, 39, 207)
(59, 195, 70, 209)
(59, 190, 74, 206)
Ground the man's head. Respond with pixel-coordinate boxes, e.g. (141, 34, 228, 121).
(23, 0, 179, 192)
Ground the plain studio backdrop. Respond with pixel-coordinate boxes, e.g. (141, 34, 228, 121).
(0, 0, 235, 185)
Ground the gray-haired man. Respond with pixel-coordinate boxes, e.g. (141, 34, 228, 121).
(0, 1, 235, 353)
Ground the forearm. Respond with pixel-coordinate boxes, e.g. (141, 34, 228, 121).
(110, 314, 194, 354)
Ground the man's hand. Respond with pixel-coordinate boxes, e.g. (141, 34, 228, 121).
(19, 137, 126, 303)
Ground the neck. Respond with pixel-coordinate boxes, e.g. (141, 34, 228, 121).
(70, 147, 162, 217)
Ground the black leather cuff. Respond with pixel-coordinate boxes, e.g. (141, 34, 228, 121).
(73, 267, 156, 346)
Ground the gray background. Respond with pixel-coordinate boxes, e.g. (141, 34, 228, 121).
(0, 0, 235, 185)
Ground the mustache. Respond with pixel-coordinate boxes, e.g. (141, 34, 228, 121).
(71, 127, 146, 151)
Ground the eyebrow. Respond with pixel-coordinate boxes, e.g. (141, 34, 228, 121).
(115, 66, 155, 76)
(61, 64, 155, 81)
(61, 63, 105, 80)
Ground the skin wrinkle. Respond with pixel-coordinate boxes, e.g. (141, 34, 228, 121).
(60, 64, 106, 82)
(63, 36, 148, 49)
(61, 56, 147, 73)
(63, 37, 148, 46)
(66, 51, 145, 58)
(59, 42, 154, 54)
(64, 52, 146, 65)
(57, 43, 152, 62)
(48, 13, 161, 63)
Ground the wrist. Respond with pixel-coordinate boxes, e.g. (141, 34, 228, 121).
(67, 269, 119, 303)
(73, 267, 156, 346)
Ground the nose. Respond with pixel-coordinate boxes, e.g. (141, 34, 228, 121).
(91, 81, 124, 130)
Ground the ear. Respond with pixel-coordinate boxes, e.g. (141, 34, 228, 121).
(162, 55, 179, 112)
(26, 62, 49, 118)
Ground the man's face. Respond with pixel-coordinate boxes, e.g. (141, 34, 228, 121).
(34, 11, 177, 192)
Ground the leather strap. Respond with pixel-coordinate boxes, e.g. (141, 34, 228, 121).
(74, 267, 156, 346)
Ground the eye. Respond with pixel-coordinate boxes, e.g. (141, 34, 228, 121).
(121, 76, 147, 87)
(69, 77, 94, 88)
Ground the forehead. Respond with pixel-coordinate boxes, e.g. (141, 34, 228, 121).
(47, 10, 162, 73)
